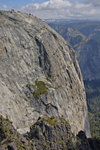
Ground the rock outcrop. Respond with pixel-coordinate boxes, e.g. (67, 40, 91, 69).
(0, 116, 99, 150)
(0, 11, 90, 137)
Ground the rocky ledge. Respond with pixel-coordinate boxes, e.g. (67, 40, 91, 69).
(0, 116, 100, 150)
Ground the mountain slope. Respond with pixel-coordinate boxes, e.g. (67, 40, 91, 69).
(0, 11, 90, 137)
(78, 29, 100, 80)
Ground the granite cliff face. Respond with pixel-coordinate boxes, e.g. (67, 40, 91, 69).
(0, 11, 90, 137)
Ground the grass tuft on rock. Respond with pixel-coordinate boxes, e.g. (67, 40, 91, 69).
(41, 116, 58, 126)
(33, 80, 48, 98)
(26, 79, 48, 99)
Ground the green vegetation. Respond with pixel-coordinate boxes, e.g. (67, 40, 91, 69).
(40, 116, 69, 127)
(33, 80, 48, 98)
(84, 79, 100, 139)
(41, 116, 59, 126)
(0, 116, 33, 150)
(0, 116, 13, 144)
(26, 79, 48, 98)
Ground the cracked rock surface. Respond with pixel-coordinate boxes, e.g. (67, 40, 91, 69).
(0, 11, 90, 137)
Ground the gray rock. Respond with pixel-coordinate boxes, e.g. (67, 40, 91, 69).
(0, 11, 90, 137)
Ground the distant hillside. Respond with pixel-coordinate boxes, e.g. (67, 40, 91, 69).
(48, 21, 100, 80)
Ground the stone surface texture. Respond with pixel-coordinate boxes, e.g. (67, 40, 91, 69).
(0, 11, 90, 137)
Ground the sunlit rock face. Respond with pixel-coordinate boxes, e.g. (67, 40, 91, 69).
(0, 11, 90, 137)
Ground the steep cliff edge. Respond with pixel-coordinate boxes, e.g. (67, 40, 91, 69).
(0, 11, 90, 137)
